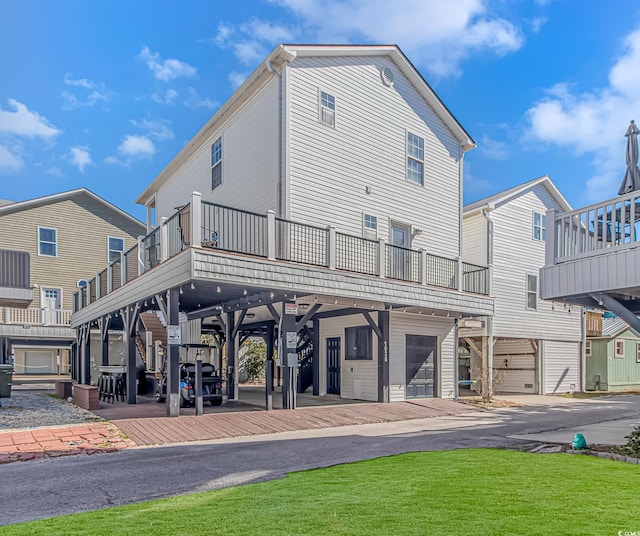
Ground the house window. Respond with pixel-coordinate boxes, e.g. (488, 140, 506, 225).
(211, 137, 222, 190)
(526, 274, 537, 309)
(319, 91, 335, 127)
(345, 326, 372, 360)
(406, 132, 424, 185)
(363, 214, 378, 238)
(585, 340, 592, 357)
(615, 339, 625, 358)
(38, 227, 57, 257)
(108, 236, 125, 263)
(636, 343, 640, 363)
(533, 212, 546, 241)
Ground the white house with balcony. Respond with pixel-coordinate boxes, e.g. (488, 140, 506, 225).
(461, 176, 583, 394)
(71, 44, 493, 415)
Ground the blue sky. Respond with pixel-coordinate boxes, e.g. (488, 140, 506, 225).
(1, 0, 640, 221)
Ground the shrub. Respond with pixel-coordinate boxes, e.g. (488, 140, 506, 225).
(621, 425, 640, 457)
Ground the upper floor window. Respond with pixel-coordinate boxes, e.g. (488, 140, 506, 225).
(636, 342, 640, 363)
(38, 227, 57, 257)
(319, 91, 335, 127)
(615, 339, 625, 358)
(108, 236, 125, 263)
(526, 274, 537, 309)
(363, 213, 378, 239)
(406, 132, 424, 185)
(211, 137, 222, 190)
(533, 212, 546, 241)
(345, 326, 372, 360)
(585, 340, 592, 357)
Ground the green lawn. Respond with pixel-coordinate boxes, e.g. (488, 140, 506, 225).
(5, 449, 640, 535)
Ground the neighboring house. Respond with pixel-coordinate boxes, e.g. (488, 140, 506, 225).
(0, 189, 146, 375)
(71, 44, 493, 413)
(586, 313, 640, 391)
(460, 176, 583, 394)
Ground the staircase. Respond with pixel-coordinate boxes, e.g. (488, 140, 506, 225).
(140, 312, 167, 347)
(296, 331, 314, 393)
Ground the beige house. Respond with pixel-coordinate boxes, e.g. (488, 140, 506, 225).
(0, 189, 145, 375)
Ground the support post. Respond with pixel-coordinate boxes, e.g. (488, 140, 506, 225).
(266, 325, 275, 393)
(420, 248, 427, 286)
(327, 226, 336, 269)
(120, 252, 126, 287)
(100, 316, 110, 366)
(280, 301, 298, 409)
(190, 191, 202, 247)
(137, 236, 144, 275)
(126, 323, 137, 404)
(267, 210, 276, 260)
(167, 288, 180, 416)
(545, 208, 558, 267)
(265, 359, 273, 411)
(312, 316, 320, 396)
(378, 239, 386, 278)
(160, 216, 169, 263)
(456, 256, 463, 292)
(95, 271, 101, 299)
(225, 311, 237, 400)
(377, 311, 390, 403)
(81, 325, 91, 385)
(195, 358, 203, 416)
(107, 264, 113, 293)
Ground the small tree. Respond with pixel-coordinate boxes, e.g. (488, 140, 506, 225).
(470, 365, 505, 402)
(241, 339, 266, 383)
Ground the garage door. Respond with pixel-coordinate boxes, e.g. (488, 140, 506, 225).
(493, 339, 536, 394)
(24, 350, 55, 374)
(544, 341, 579, 394)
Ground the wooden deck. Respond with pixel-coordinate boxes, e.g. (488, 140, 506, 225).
(113, 399, 475, 446)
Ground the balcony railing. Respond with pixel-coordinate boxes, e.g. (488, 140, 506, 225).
(73, 192, 490, 312)
(547, 191, 640, 264)
(1, 307, 72, 326)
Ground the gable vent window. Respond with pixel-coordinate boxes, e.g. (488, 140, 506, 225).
(319, 91, 335, 128)
(211, 137, 223, 190)
(406, 132, 424, 185)
(381, 67, 394, 87)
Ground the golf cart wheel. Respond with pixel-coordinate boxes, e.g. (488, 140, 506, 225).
(155, 393, 166, 403)
(210, 399, 223, 406)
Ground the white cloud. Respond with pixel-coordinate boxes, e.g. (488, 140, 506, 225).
(69, 145, 92, 172)
(253, 0, 523, 77)
(0, 145, 23, 173)
(463, 166, 492, 197)
(479, 134, 508, 160)
(0, 99, 60, 138)
(150, 88, 180, 104)
(229, 71, 249, 89)
(131, 118, 174, 141)
(45, 166, 64, 178)
(525, 27, 640, 201)
(137, 46, 197, 81)
(61, 74, 109, 110)
(530, 17, 547, 34)
(106, 134, 156, 165)
(184, 87, 218, 110)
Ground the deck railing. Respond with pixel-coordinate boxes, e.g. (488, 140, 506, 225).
(73, 191, 490, 312)
(548, 191, 640, 264)
(1, 306, 72, 326)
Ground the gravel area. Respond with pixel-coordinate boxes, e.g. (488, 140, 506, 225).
(0, 392, 102, 431)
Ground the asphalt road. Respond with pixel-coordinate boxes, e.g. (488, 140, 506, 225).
(2, 395, 640, 526)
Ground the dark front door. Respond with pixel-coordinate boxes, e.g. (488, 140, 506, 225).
(326, 337, 341, 395)
(406, 335, 437, 398)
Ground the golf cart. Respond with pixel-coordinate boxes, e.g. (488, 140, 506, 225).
(155, 343, 223, 407)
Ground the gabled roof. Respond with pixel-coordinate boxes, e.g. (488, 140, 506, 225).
(0, 188, 145, 229)
(602, 316, 638, 338)
(136, 43, 475, 206)
(464, 175, 572, 215)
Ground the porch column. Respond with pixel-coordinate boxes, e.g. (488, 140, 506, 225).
(122, 304, 141, 405)
(100, 316, 110, 366)
(312, 316, 320, 396)
(481, 316, 494, 398)
(225, 311, 236, 400)
(377, 311, 390, 403)
(265, 324, 275, 392)
(167, 288, 180, 416)
(81, 325, 91, 385)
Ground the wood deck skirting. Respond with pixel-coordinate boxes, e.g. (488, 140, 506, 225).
(113, 399, 476, 446)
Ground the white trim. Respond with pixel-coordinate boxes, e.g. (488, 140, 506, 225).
(532, 211, 546, 241)
(318, 89, 336, 128)
(211, 136, 223, 191)
(614, 339, 625, 358)
(363, 213, 378, 239)
(585, 339, 592, 357)
(636, 342, 640, 363)
(41, 286, 63, 309)
(526, 273, 538, 310)
(37, 226, 58, 257)
(406, 130, 425, 186)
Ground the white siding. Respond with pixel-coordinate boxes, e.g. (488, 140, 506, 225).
(155, 78, 280, 220)
(543, 340, 579, 394)
(389, 312, 456, 400)
(462, 213, 487, 265)
(490, 184, 582, 342)
(318, 314, 378, 401)
(287, 56, 462, 259)
(493, 338, 536, 394)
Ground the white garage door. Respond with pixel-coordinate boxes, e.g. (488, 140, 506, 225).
(25, 350, 55, 374)
(544, 341, 579, 394)
(493, 339, 536, 394)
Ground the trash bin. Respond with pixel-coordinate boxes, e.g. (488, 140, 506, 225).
(0, 364, 13, 398)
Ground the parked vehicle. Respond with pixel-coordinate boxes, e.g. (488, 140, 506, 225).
(155, 344, 223, 407)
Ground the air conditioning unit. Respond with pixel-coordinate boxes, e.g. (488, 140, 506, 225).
(76, 279, 88, 289)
